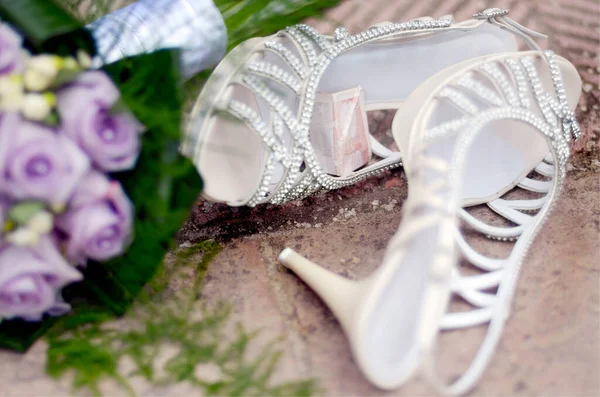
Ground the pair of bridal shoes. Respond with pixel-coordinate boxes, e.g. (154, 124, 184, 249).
(183, 8, 581, 395)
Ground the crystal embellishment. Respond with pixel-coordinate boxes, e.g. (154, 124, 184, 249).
(334, 27, 350, 42)
(473, 8, 510, 20)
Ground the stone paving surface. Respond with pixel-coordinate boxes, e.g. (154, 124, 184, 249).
(1, 0, 599, 396)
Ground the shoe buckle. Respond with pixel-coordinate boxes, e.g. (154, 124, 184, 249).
(473, 8, 510, 20)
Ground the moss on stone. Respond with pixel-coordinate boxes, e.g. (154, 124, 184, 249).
(45, 241, 317, 396)
(145, 240, 221, 299)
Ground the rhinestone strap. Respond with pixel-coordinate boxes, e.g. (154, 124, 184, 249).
(296, 24, 332, 52)
(425, 117, 470, 143)
(227, 100, 288, 160)
(438, 87, 479, 115)
(228, 100, 291, 207)
(545, 50, 581, 141)
(504, 59, 531, 108)
(285, 27, 318, 66)
(272, 114, 284, 139)
(473, 8, 510, 20)
(247, 61, 302, 94)
(520, 56, 559, 128)
(330, 17, 453, 55)
(478, 62, 520, 107)
(456, 74, 504, 106)
(263, 41, 307, 79)
(241, 75, 298, 132)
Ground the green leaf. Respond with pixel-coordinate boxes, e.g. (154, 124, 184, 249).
(0, 0, 96, 56)
(75, 49, 202, 313)
(110, 99, 130, 115)
(0, 317, 57, 351)
(7, 201, 45, 225)
(219, 0, 342, 50)
(44, 112, 60, 127)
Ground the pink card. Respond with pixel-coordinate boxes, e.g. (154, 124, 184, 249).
(310, 86, 371, 177)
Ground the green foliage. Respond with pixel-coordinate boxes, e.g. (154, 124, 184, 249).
(146, 240, 222, 299)
(55, 0, 126, 23)
(7, 201, 45, 225)
(76, 49, 202, 314)
(45, 242, 317, 396)
(220, 0, 340, 50)
(0, 0, 96, 55)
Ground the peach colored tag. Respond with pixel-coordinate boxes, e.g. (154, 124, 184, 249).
(310, 86, 371, 177)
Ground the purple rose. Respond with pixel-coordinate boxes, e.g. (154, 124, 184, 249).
(56, 171, 133, 264)
(0, 23, 23, 75)
(0, 237, 82, 321)
(0, 113, 90, 205)
(57, 71, 143, 172)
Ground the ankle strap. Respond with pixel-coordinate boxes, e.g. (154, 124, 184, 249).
(474, 8, 547, 52)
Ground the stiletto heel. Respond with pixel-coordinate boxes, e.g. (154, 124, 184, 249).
(280, 241, 442, 390)
(279, 248, 363, 333)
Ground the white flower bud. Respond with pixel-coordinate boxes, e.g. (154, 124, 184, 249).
(30, 55, 60, 76)
(23, 69, 51, 92)
(21, 93, 52, 121)
(0, 76, 24, 111)
(23, 55, 60, 91)
(27, 211, 54, 234)
(76, 50, 92, 69)
(6, 228, 39, 247)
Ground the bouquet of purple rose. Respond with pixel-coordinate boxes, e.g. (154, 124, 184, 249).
(0, 27, 144, 321)
(0, 0, 223, 351)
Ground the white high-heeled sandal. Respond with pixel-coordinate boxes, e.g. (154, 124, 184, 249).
(182, 12, 520, 206)
(279, 9, 581, 395)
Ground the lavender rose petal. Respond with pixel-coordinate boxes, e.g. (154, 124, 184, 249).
(57, 71, 143, 172)
(0, 237, 82, 320)
(0, 112, 90, 204)
(0, 23, 24, 75)
(55, 172, 133, 264)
